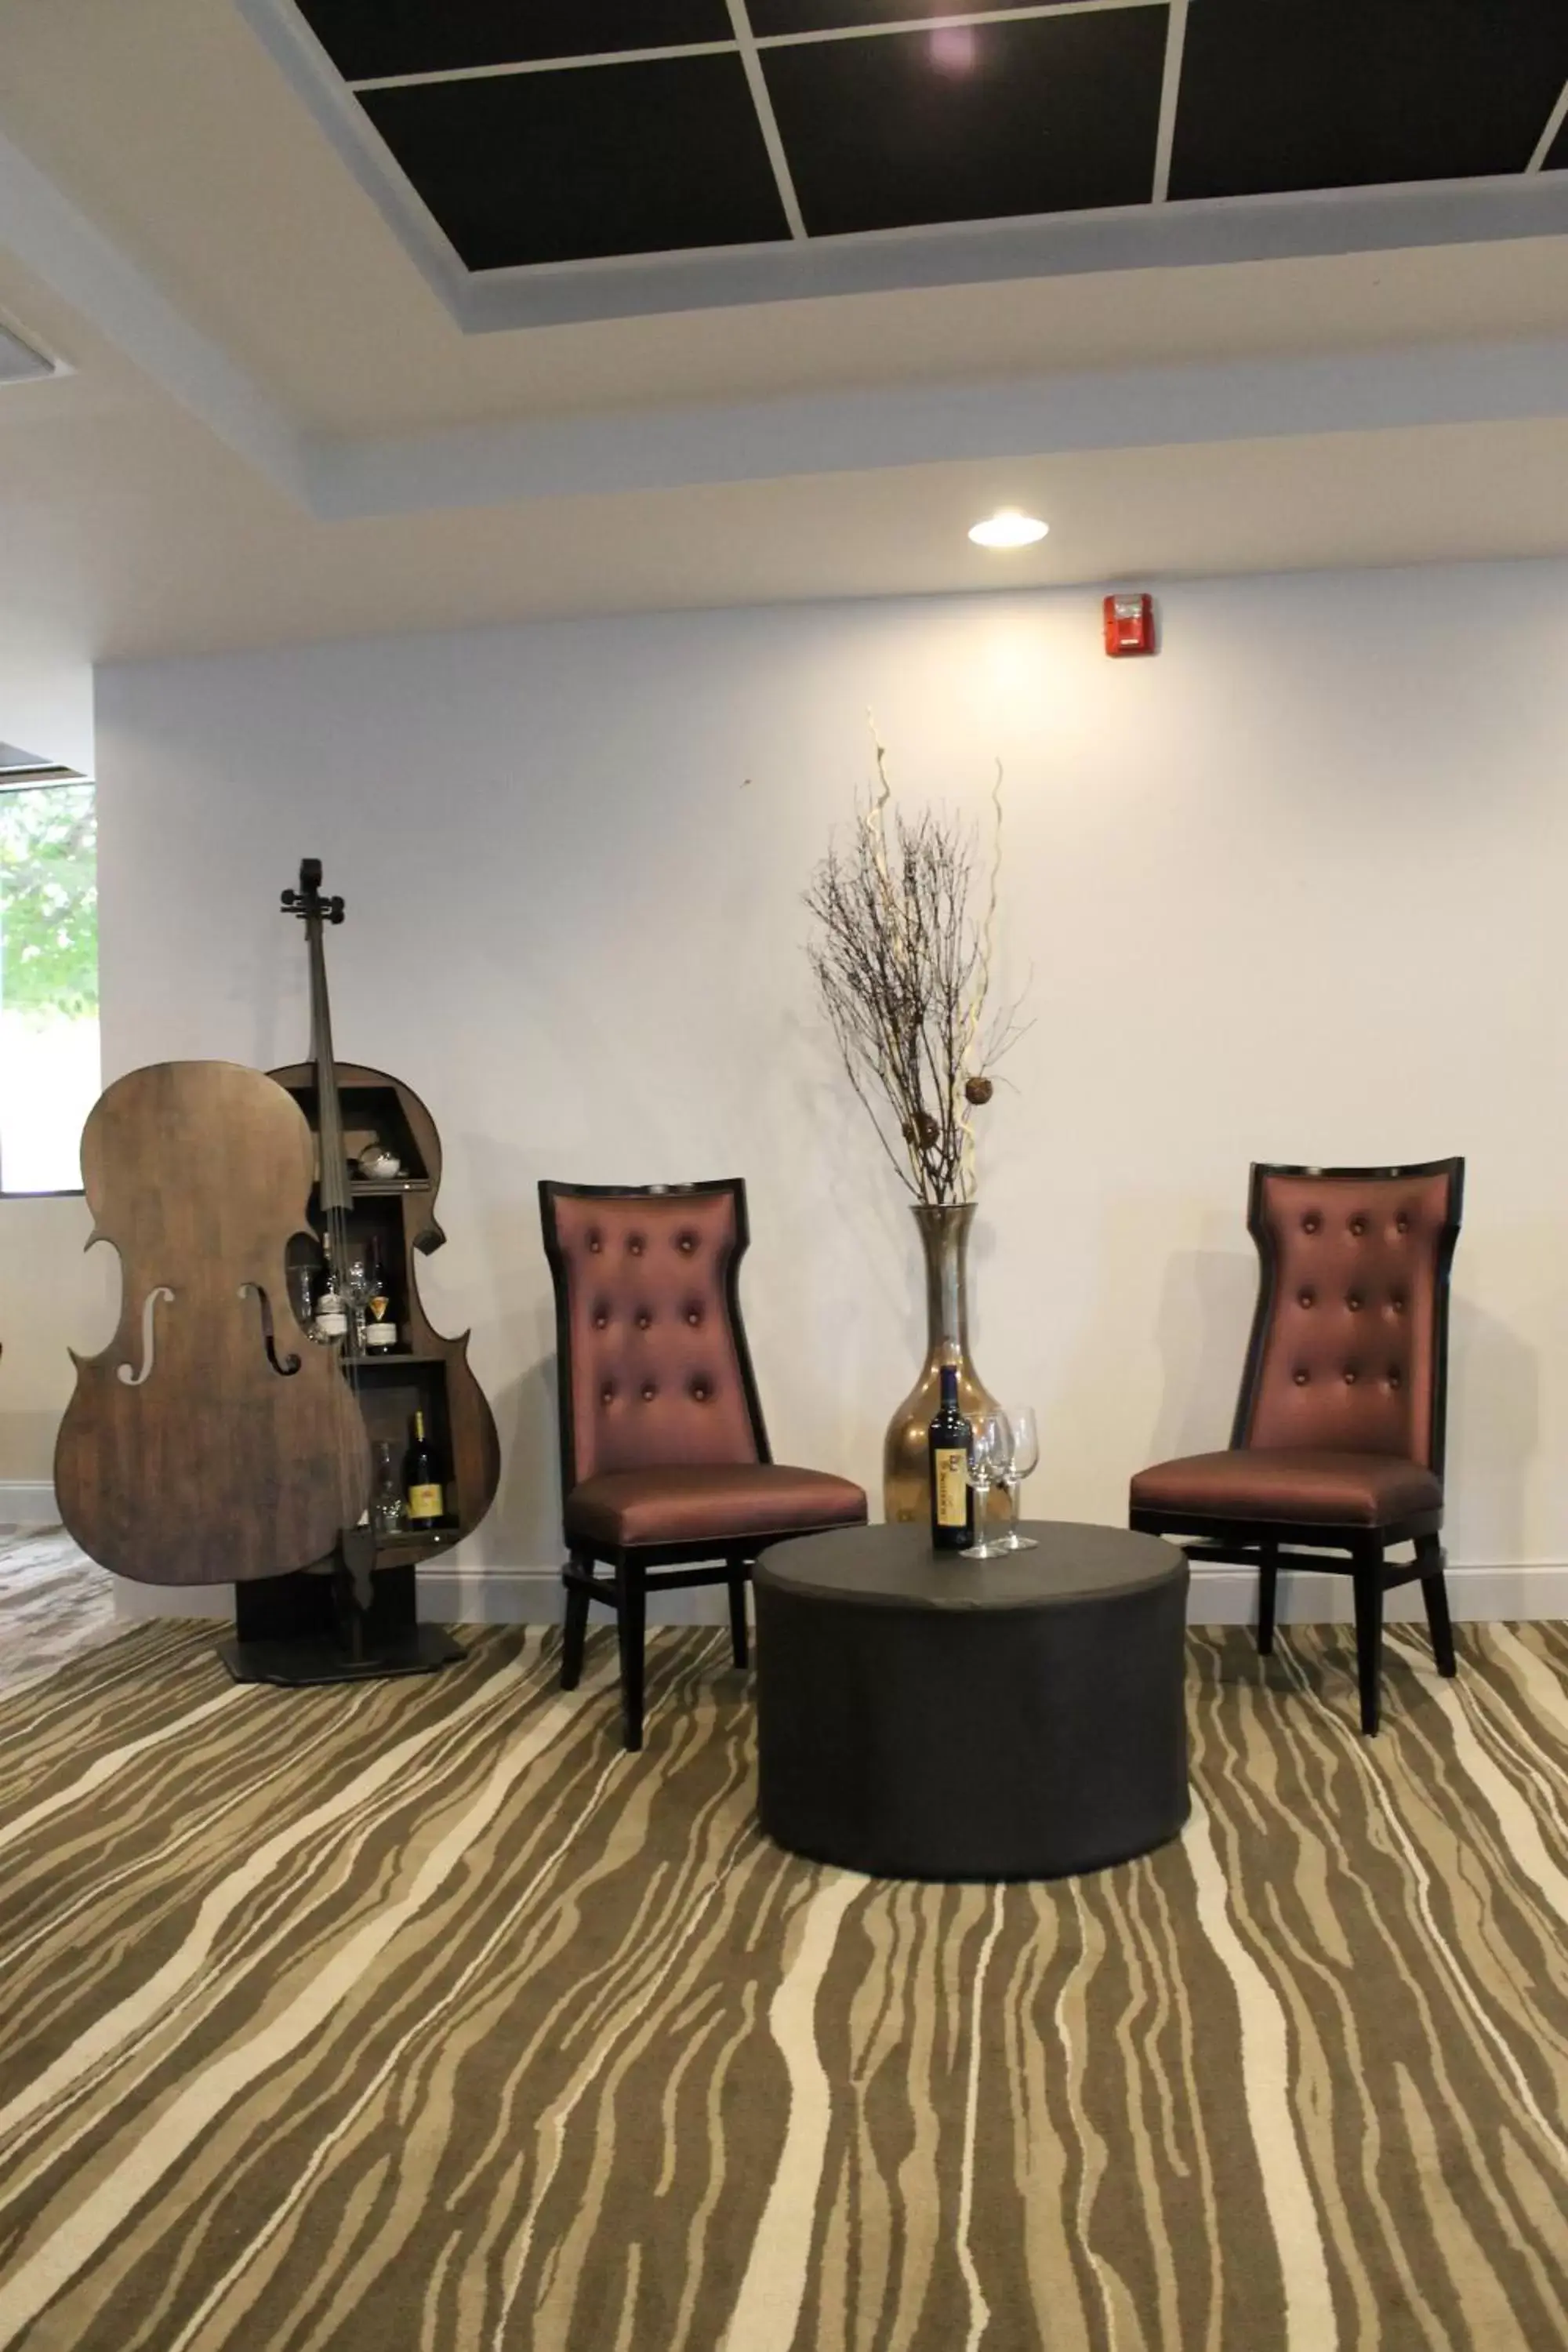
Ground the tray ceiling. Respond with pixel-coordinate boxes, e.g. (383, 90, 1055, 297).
(281, 0, 1568, 277)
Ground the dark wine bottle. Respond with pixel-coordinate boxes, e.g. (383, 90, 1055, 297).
(405, 1408, 445, 1526)
(364, 1236, 398, 1351)
(928, 1364, 974, 1552)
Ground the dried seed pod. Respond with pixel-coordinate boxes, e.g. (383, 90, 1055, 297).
(902, 1110, 941, 1148)
(964, 1074, 994, 1106)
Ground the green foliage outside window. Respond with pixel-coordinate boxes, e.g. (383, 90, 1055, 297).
(0, 782, 98, 1018)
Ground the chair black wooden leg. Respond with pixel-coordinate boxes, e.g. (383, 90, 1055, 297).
(728, 1560, 750, 1670)
(1417, 1538, 1457, 1678)
(1352, 1563, 1384, 1736)
(1256, 1544, 1279, 1657)
(560, 1563, 590, 1691)
(616, 1561, 647, 1752)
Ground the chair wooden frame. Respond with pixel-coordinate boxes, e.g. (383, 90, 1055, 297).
(540, 1177, 772, 1751)
(1131, 1157, 1465, 1734)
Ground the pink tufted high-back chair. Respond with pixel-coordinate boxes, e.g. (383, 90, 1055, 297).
(539, 1178, 866, 1749)
(1131, 1159, 1464, 1736)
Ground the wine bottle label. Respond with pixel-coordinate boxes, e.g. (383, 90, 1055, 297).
(365, 1295, 397, 1348)
(407, 1483, 444, 1521)
(933, 1449, 969, 1528)
(315, 1302, 347, 1338)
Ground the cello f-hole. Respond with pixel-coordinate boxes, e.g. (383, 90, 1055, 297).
(117, 1287, 176, 1387)
(238, 1282, 303, 1377)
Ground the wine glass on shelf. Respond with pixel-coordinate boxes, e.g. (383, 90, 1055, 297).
(338, 1235, 372, 1354)
(963, 1409, 1012, 1559)
(996, 1407, 1040, 1551)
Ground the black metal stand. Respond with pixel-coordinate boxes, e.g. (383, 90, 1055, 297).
(217, 1561, 462, 1688)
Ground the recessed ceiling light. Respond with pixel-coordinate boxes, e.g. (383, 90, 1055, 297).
(968, 510, 1048, 550)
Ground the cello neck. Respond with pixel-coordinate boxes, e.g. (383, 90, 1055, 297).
(307, 916, 350, 1218)
(282, 858, 350, 1221)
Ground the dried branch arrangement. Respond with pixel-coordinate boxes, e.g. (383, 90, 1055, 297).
(805, 740, 1026, 1206)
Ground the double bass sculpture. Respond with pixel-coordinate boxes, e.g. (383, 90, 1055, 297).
(55, 859, 499, 1682)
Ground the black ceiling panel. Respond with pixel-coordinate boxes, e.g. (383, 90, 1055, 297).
(763, 9, 1167, 238)
(359, 54, 792, 270)
(750, 0, 1054, 33)
(297, 1, 733, 83)
(1170, 0, 1568, 201)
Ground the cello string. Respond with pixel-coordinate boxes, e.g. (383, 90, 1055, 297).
(308, 895, 367, 1545)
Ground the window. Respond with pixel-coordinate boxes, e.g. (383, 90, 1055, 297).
(0, 779, 98, 1193)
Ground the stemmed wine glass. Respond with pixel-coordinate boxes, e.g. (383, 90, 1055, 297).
(963, 1410, 1013, 1559)
(996, 1406, 1040, 1551)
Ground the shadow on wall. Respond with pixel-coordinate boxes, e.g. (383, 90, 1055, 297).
(1026, 1198, 1255, 1519)
(1145, 1238, 1260, 1465)
(476, 1298, 561, 1582)
(1445, 1294, 1537, 1569)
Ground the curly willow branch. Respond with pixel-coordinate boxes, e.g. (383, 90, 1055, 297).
(805, 741, 1023, 1208)
(957, 757, 1004, 1196)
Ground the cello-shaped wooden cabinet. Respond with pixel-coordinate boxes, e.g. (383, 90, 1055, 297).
(220, 860, 500, 1685)
(56, 1060, 370, 1596)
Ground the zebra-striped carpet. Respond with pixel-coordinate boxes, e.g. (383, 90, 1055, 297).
(0, 1613, 1566, 2350)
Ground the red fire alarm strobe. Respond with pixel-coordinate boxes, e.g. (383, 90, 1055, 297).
(1104, 592, 1156, 656)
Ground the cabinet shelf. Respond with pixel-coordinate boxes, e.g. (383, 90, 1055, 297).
(350, 1179, 433, 1197)
(374, 1526, 459, 1563)
(343, 1352, 448, 1370)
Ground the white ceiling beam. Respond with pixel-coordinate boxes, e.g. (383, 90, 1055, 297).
(1526, 78, 1568, 172)
(0, 129, 307, 502)
(309, 335, 1568, 520)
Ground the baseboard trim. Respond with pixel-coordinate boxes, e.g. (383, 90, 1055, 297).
(416, 1559, 1568, 1628)
(0, 1481, 64, 1525)
(91, 1556, 1568, 1629)
(414, 1566, 731, 1628)
(1185, 1561, 1568, 1624)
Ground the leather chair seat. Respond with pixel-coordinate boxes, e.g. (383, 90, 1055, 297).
(564, 1463, 869, 1552)
(1130, 1447, 1443, 1528)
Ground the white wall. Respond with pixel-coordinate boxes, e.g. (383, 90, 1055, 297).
(0, 635, 93, 777)
(0, 1196, 114, 1504)
(86, 561, 1568, 1617)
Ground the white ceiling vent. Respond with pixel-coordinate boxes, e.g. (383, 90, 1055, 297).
(0, 318, 58, 387)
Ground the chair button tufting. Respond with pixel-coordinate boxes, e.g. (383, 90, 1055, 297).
(1347, 1293, 1363, 1312)
(641, 1383, 656, 1402)
(629, 1236, 644, 1257)
(687, 1308, 701, 1327)
(1388, 1370, 1403, 1389)
(1396, 1214, 1410, 1235)
(587, 1235, 602, 1254)
(1298, 1289, 1315, 1308)
(1349, 1217, 1367, 1237)
(679, 1234, 696, 1254)
(692, 1381, 710, 1402)
(1344, 1368, 1358, 1385)
(1294, 1369, 1309, 1385)
(601, 1385, 615, 1405)
(1302, 1214, 1320, 1234)
(1391, 1294, 1406, 1313)
(636, 1311, 652, 1330)
(593, 1311, 609, 1330)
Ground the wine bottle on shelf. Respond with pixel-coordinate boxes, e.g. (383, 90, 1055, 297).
(405, 1409, 445, 1526)
(313, 1263, 347, 1345)
(927, 1364, 974, 1552)
(363, 1236, 399, 1351)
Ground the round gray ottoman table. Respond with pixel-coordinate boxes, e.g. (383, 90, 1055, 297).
(754, 1520, 1189, 1880)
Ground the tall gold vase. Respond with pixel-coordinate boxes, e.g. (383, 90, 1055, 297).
(883, 1203, 1004, 1526)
